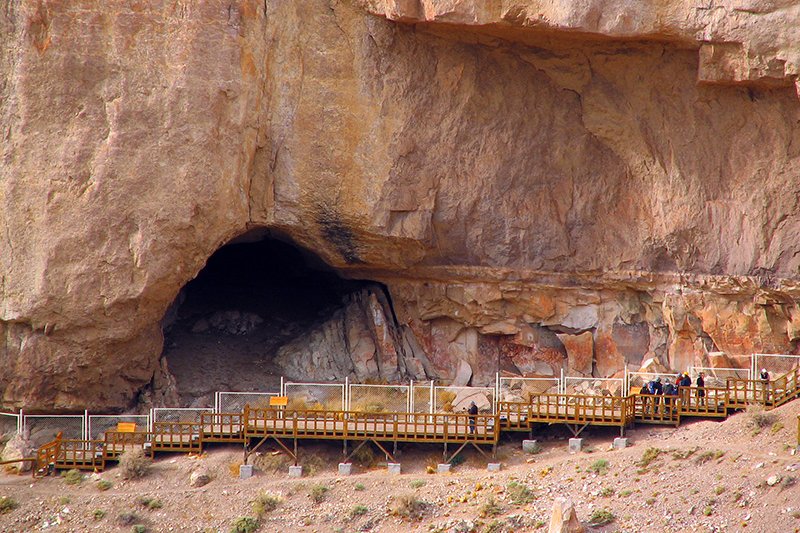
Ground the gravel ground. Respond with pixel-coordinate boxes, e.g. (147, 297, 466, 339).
(1, 401, 798, 533)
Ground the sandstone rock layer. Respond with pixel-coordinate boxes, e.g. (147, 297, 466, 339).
(1, 1, 799, 409)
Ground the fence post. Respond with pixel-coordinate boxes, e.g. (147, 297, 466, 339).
(560, 368, 565, 396)
(18, 408, 23, 435)
(280, 376, 285, 397)
(409, 380, 413, 413)
(623, 367, 628, 396)
(429, 381, 434, 415)
(84, 410, 89, 441)
(495, 372, 500, 413)
(344, 377, 349, 411)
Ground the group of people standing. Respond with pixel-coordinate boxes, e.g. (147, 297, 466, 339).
(640, 371, 707, 413)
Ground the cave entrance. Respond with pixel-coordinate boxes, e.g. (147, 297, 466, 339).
(161, 228, 371, 406)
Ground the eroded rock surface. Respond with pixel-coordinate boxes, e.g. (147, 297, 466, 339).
(1, 0, 799, 409)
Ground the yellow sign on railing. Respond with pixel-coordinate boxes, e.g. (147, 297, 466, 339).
(269, 396, 289, 407)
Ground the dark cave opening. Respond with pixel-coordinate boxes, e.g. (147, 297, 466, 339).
(161, 229, 371, 405)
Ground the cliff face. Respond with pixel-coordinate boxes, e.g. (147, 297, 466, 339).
(1, 0, 799, 409)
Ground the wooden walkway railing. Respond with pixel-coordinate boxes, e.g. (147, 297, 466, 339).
(243, 407, 499, 445)
(103, 430, 152, 459)
(201, 412, 244, 442)
(34, 433, 62, 477)
(30, 367, 800, 474)
(498, 394, 635, 436)
(726, 368, 800, 409)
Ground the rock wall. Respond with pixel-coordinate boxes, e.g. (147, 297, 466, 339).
(1, 0, 799, 409)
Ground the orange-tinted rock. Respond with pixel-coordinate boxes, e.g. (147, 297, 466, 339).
(593, 332, 624, 378)
(558, 332, 594, 377)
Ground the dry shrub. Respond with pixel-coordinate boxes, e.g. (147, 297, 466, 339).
(352, 444, 377, 468)
(439, 391, 456, 412)
(137, 496, 162, 510)
(303, 452, 327, 476)
(695, 450, 725, 464)
(231, 516, 259, 533)
(286, 398, 309, 411)
(229, 461, 243, 477)
(390, 494, 427, 521)
(350, 400, 386, 413)
(118, 448, 151, 480)
(349, 504, 368, 518)
(479, 497, 503, 518)
(589, 508, 615, 526)
(637, 447, 663, 468)
(252, 452, 289, 474)
(0, 496, 17, 514)
(506, 481, 535, 505)
(117, 512, 140, 526)
(747, 404, 777, 430)
(62, 469, 84, 485)
(425, 456, 440, 474)
(252, 491, 282, 516)
(309, 484, 329, 503)
(350, 390, 389, 413)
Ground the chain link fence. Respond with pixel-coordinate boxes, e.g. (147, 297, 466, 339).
(753, 354, 800, 377)
(0, 411, 20, 441)
(434, 386, 495, 414)
(411, 382, 434, 414)
(216, 392, 278, 412)
(498, 377, 560, 402)
(688, 366, 750, 388)
(151, 408, 211, 425)
(87, 415, 149, 440)
(283, 382, 344, 411)
(564, 377, 625, 397)
(348, 384, 409, 413)
(23, 414, 85, 447)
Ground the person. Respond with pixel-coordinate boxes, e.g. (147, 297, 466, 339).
(696, 372, 705, 406)
(652, 376, 663, 396)
(677, 372, 692, 407)
(467, 401, 478, 435)
(646, 377, 663, 413)
(663, 379, 677, 413)
(663, 380, 675, 396)
(639, 383, 650, 413)
(760, 368, 770, 402)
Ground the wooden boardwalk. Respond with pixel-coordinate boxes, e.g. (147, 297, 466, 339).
(31, 368, 800, 475)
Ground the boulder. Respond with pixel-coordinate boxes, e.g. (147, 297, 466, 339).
(548, 497, 585, 533)
(189, 469, 211, 488)
(452, 360, 473, 387)
(640, 357, 670, 374)
(451, 389, 491, 412)
(1, 434, 33, 474)
(208, 310, 263, 335)
(707, 351, 735, 369)
(191, 319, 210, 333)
